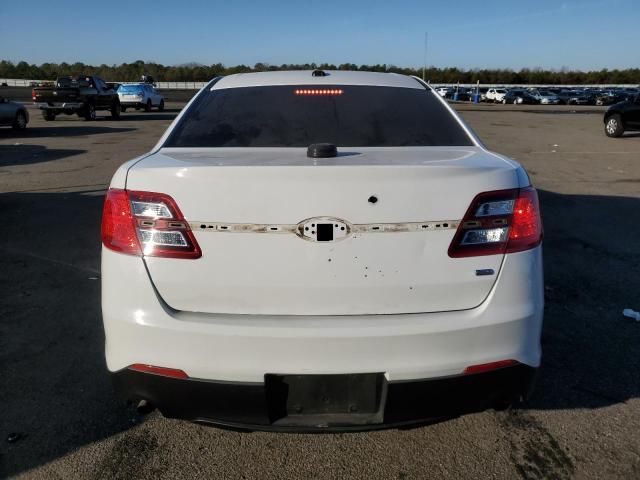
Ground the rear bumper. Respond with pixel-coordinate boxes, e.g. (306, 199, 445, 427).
(35, 102, 84, 110)
(120, 101, 145, 107)
(102, 245, 544, 383)
(113, 364, 537, 431)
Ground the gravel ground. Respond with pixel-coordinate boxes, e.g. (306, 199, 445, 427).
(0, 101, 639, 480)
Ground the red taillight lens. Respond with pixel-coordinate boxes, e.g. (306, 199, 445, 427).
(31, 89, 37, 101)
(448, 187, 542, 258)
(506, 188, 543, 253)
(463, 359, 519, 375)
(128, 364, 189, 379)
(101, 189, 201, 259)
(101, 189, 141, 255)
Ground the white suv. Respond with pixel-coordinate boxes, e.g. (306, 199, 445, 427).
(101, 71, 543, 431)
(117, 83, 165, 112)
(486, 88, 508, 103)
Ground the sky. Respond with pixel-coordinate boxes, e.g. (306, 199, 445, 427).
(1, 0, 639, 71)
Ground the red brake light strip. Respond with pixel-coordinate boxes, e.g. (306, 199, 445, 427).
(294, 89, 343, 96)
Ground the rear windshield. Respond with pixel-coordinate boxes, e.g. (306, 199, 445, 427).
(165, 85, 472, 148)
(118, 85, 144, 92)
(57, 77, 90, 88)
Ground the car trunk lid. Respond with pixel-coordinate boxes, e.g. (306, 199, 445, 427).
(126, 146, 518, 315)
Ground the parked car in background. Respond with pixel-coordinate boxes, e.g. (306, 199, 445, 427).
(603, 94, 640, 137)
(32, 75, 121, 121)
(502, 89, 539, 105)
(595, 90, 626, 106)
(621, 88, 640, 101)
(452, 87, 472, 101)
(436, 86, 471, 101)
(140, 74, 155, 85)
(435, 86, 453, 98)
(529, 89, 560, 105)
(486, 88, 508, 103)
(466, 87, 489, 102)
(477, 87, 489, 102)
(117, 83, 165, 112)
(571, 90, 595, 105)
(556, 89, 591, 105)
(101, 70, 543, 430)
(0, 97, 29, 129)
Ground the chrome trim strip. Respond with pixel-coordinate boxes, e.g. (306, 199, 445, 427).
(189, 220, 459, 234)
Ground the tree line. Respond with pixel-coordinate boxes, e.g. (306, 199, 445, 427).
(1, 60, 639, 85)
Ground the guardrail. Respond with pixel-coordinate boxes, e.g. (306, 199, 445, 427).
(155, 81, 208, 89)
(0, 78, 42, 87)
(432, 83, 639, 89)
(0, 78, 209, 89)
(1, 78, 638, 90)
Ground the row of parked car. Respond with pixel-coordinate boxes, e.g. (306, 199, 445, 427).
(435, 86, 640, 106)
(0, 75, 167, 129)
(28, 75, 167, 122)
(2, 76, 639, 139)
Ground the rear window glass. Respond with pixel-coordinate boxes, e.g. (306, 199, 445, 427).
(57, 77, 90, 88)
(165, 85, 472, 148)
(118, 85, 144, 92)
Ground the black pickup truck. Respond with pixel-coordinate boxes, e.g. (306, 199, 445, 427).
(32, 75, 121, 121)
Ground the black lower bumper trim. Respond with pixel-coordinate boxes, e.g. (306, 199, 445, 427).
(112, 365, 537, 432)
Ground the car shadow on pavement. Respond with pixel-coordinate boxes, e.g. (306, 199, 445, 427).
(0, 144, 86, 167)
(0, 191, 134, 479)
(527, 189, 640, 411)
(0, 126, 136, 139)
(0, 188, 638, 477)
(118, 112, 179, 121)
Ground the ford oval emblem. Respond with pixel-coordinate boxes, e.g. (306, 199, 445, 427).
(296, 217, 352, 242)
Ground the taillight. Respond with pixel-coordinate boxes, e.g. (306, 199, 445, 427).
(128, 364, 189, 379)
(101, 189, 201, 259)
(448, 187, 542, 258)
(101, 189, 139, 255)
(463, 359, 519, 375)
(31, 89, 37, 101)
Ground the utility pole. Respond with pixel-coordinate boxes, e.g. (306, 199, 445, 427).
(422, 32, 428, 81)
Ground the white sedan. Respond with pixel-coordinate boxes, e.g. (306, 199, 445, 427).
(101, 70, 543, 431)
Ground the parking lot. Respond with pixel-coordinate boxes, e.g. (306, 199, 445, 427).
(1, 99, 639, 479)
